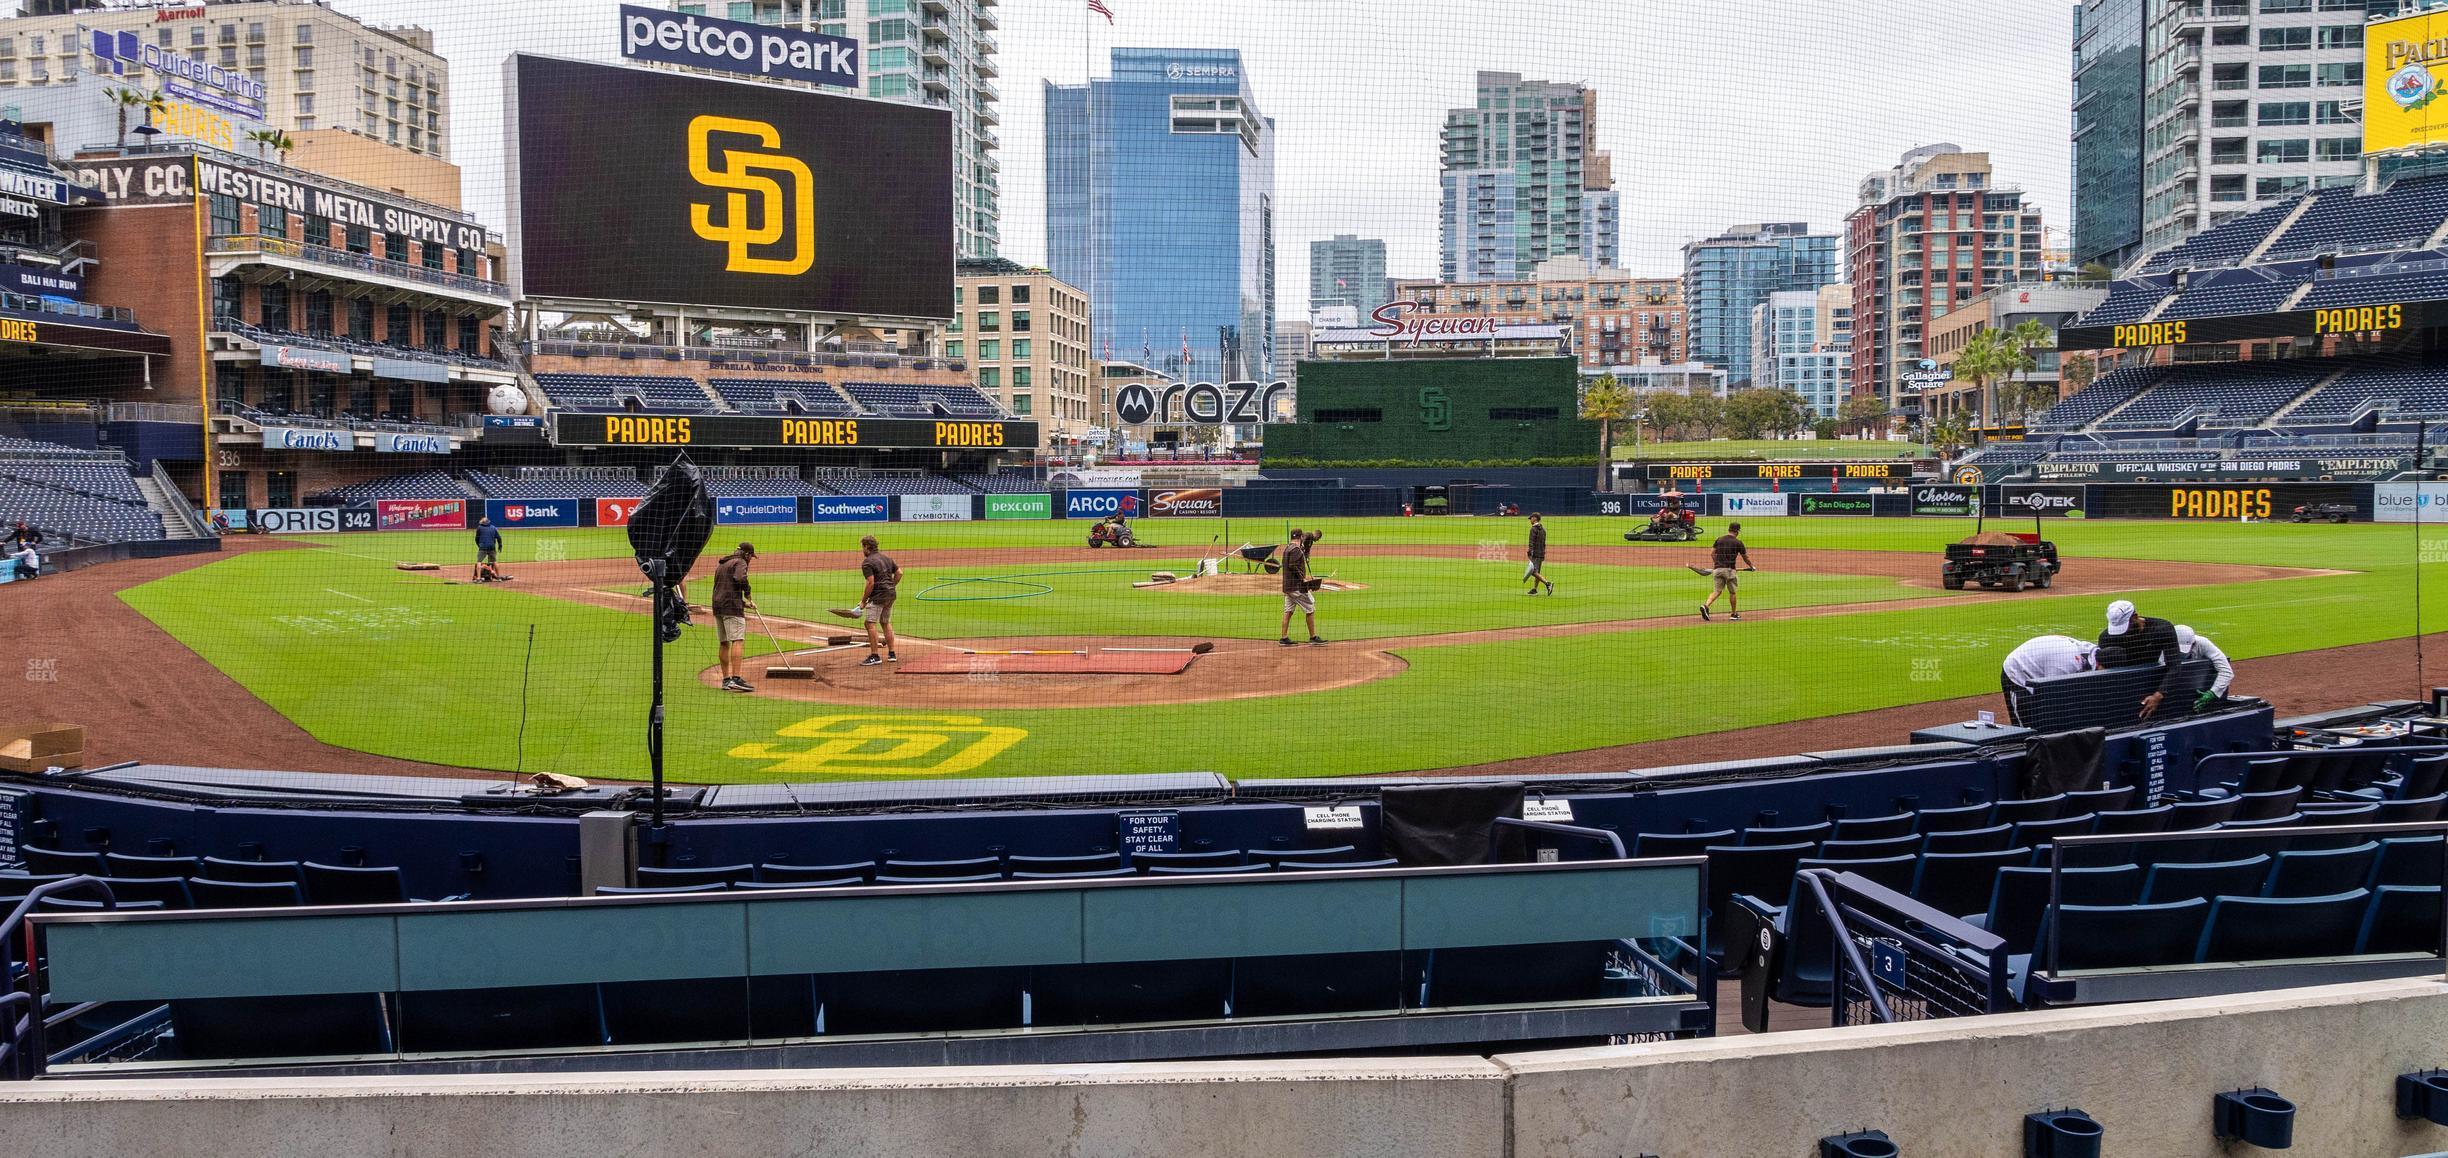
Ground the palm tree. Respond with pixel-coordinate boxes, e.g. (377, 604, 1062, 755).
(1930, 417, 1972, 457)
(106, 86, 160, 147)
(1948, 329, 2008, 439)
(1999, 318, 2054, 426)
(1580, 374, 1634, 492)
(246, 129, 295, 163)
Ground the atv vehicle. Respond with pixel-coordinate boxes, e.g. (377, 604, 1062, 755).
(1941, 511, 2060, 592)
(2288, 502, 2354, 525)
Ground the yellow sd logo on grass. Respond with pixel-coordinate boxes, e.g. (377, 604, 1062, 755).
(729, 714, 1026, 776)
(687, 114, 815, 275)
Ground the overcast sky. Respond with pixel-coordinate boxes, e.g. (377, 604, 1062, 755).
(347, 0, 2075, 311)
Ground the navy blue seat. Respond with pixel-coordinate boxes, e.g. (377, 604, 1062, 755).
(878, 857, 1003, 879)
(189, 878, 305, 908)
(302, 863, 409, 905)
(2234, 757, 2293, 796)
(2142, 855, 2274, 904)
(2041, 898, 2212, 970)
(20, 847, 104, 876)
(2066, 785, 2141, 813)
(2010, 814, 2098, 850)
(1796, 855, 1917, 895)
(2378, 794, 2448, 823)
(2220, 812, 2305, 831)
(1912, 847, 2034, 920)
(2090, 805, 2175, 835)
(734, 878, 865, 889)
(1831, 812, 1917, 841)
(757, 861, 874, 883)
(398, 984, 605, 1052)
(1924, 824, 2016, 855)
(2301, 802, 2382, 826)
(1011, 867, 1136, 880)
(1007, 853, 1123, 875)
(1914, 802, 1995, 835)
(1248, 846, 1360, 867)
(2264, 842, 2381, 897)
(2400, 755, 2448, 800)
(93, 876, 192, 909)
(198, 857, 304, 885)
(2376, 836, 2447, 887)
(873, 872, 1001, 885)
(1278, 858, 1399, 872)
(2196, 888, 2371, 962)
(595, 883, 725, 896)
(1742, 822, 1832, 848)
(638, 864, 756, 889)
(1631, 830, 1738, 857)
(1703, 842, 1817, 968)
(1232, 951, 1406, 1016)
(1992, 795, 2070, 827)
(169, 994, 390, 1060)
(1976, 865, 2144, 955)
(1130, 850, 1246, 872)
(1816, 835, 1922, 862)
(1730, 858, 1916, 1010)
(1033, 960, 1231, 1025)
(103, 853, 200, 878)
(2230, 787, 2304, 822)
(2166, 797, 2241, 831)
(1146, 863, 1269, 876)
(2356, 885, 2444, 955)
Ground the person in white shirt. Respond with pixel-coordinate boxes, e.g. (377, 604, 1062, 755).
(2175, 625, 2234, 708)
(2001, 634, 2101, 726)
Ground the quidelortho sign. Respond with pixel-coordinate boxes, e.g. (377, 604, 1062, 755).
(1911, 486, 1978, 517)
(715, 496, 800, 525)
(984, 493, 1052, 520)
(89, 29, 266, 119)
(618, 4, 857, 88)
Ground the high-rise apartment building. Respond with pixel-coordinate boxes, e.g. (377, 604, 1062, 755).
(1390, 257, 1683, 371)
(950, 259, 1092, 446)
(1309, 234, 1387, 314)
(2073, 0, 2371, 270)
(1046, 49, 1275, 384)
(1845, 145, 2046, 411)
(672, 0, 1001, 261)
(1749, 288, 1852, 420)
(0, 0, 448, 159)
(1680, 222, 1839, 389)
(1438, 71, 1617, 281)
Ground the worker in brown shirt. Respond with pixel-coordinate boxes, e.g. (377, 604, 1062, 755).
(1695, 522, 1753, 622)
(711, 543, 756, 692)
(858, 534, 901, 666)
(1278, 529, 1323, 645)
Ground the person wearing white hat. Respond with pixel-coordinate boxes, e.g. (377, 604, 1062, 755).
(2000, 634, 2101, 726)
(2175, 625, 2234, 709)
(2099, 599, 2185, 719)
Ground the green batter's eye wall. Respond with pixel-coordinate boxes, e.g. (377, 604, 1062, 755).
(1259, 357, 1603, 467)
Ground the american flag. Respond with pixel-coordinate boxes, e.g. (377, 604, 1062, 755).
(1087, 0, 1114, 23)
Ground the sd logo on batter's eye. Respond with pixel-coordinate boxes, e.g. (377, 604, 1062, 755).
(687, 114, 815, 276)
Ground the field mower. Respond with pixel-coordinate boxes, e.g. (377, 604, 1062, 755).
(1086, 519, 1147, 548)
(1941, 510, 2060, 592)
(1625, 498, 1701, 543)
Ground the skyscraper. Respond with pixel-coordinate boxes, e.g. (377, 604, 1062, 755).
(1310, 234, 1388, 314)
(1846, 145, 2045, 412)
(1680, 223, 1839, 389)
(1046, 49, 1275, 384)
(666, 0, 1001, 261)
(1438, 71, 1618, 282)
(1749, 288, 1852, 420)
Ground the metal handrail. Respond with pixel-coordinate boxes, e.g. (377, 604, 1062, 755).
(4, 876, 118, 1079)
(1800, 869, 1895, 1023)
(1495, 817, 1627, 860)
(208, 232, 507, 298)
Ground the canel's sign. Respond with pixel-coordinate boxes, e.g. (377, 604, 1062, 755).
(1368, 299, 1510, 346)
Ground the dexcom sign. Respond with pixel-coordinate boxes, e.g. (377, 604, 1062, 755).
(1063, 490, 1141, 519)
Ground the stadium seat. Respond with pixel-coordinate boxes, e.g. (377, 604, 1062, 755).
(2375, 836, 2447, 887)
(1248, 846, 1361, 867)
(1743, 822, 1834, 848)
(1796, 855, 1916, 895)
(1130, 850, 1246, 872)
(2039, 898, 2212, 971)
(1915, 801, 1997, 835)
(198, 857, 304, 885)
(188, 879, 305, 908)
(92, 876, 192, 909)
(2089, 805, 2176, 835)
(1276, 858, 1399, 872)
(2401, 756, 2448, 800)
(1912, 847, 2035, 920)
(594, 883, 726, 896)
(1729, 857, 1917, 1011)
(1816, 835, 1922, 862)
(1007, 853, 1123, 875)
(734, 878, 865, 889)
(2356, 886, 2445, 955)
(20, 847, 104, 876)
(2230, 788, 2304, 822)
(168, 994, 390, 1061)
(2142, 855, 2274, 905)
(1145, 863, 1269, 876)
(637, 864, 756, 889)
(2166, 797, 2241, 831)
(2009, 814, 2098, 850)
(1421, 941, 1612, 1008)
(821, 967, 1027, 1035)
(2263, 842, 2382, 898)
(2377, 794, 2448, 824)
(397, 984, 606, 1052)
(2301, 803, 2383, 826)
(1231, 951, 1407, 1017)
(1830, 812, 1917, 841)
(1992, 795, 2070, 827)
(1631, 829, 1739, 857)
(877, 857, 1004, 879)
(1032, 960, 1231, 1025)
(2065, 785, 2141, 814)
(1010, 867, 1137, 880)
(2234, 758, 2293, 796)
(2221, 812, 2306, 831)
(1923, 824, 2017, 855)
(1976, 865, 2145, 955)
(872, 873, 1002, 885)
(1703, 841, 1818, 967)
(756, 861, 874, 883)
(302, 863, 409, 905)
(103, 853, 200, 878)
(2196, 889, 2372, 962)
(38, 897, 164, 913)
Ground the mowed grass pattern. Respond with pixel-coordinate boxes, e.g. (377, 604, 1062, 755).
(123, 516, 2448, 781)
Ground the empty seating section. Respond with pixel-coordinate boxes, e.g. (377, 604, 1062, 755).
(532, 373, 716, 413)
(2094, 362, 2331, 431)
(2261, 176, 2448, 262)
(2287, 362, 2448, 423)
(2032, 366, 2161, 431)
(2297, 257, 2448, 312)
(0, 450, 160, 543)
(706, 378, 859, 415)
(476, 469, 644, 500)
(2070, 280, 2169, 328)
(311, 470, 465, 503)
(842, 381, 1004, 418)
(952, 472, 1048, 493)
(2160, 271, 2304, 321)
(2138, 200, 2305, 274)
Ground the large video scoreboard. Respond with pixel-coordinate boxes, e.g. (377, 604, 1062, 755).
(552, 412, 1036, 449)
(1641, 462, 1914, 482)
(2060, 300, 2436, 350)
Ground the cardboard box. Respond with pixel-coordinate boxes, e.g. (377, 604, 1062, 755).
(0, 722, 84, 773)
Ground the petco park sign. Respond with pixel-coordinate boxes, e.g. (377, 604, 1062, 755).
(619, 4, 856, 88)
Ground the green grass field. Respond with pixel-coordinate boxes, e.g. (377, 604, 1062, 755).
(118, 515, 2448, 783)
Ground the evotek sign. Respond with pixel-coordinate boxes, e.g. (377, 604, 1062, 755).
(89, 29, 265, 119)
(260, 426, 350, 452)
(688, 115, 815, 276)
(2004, 486, 2086, 517)
(1112, 380, 1291, 425)
(620, 5, 857, 88)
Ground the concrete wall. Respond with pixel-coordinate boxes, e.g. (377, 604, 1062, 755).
(5, 980, 2448, 1157)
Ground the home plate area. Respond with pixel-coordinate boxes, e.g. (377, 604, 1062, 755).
(899, 647, 1203, 676)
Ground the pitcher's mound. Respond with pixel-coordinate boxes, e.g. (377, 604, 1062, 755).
(1143, 573, 1367, 596)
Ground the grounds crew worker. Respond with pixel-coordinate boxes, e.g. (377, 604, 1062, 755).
(1694, 522, 1754, 621)
(1523, 512, 1554, 596)
(2100, 599, 2186, 719)
(712, 542, 756, 693)
(859, 534, 900, 667)
(473, 517, 502, 581)
(1279, 529, 1324, 646)
(2176, 625, 2235, 710)
(2001, 634, 2101, 726)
